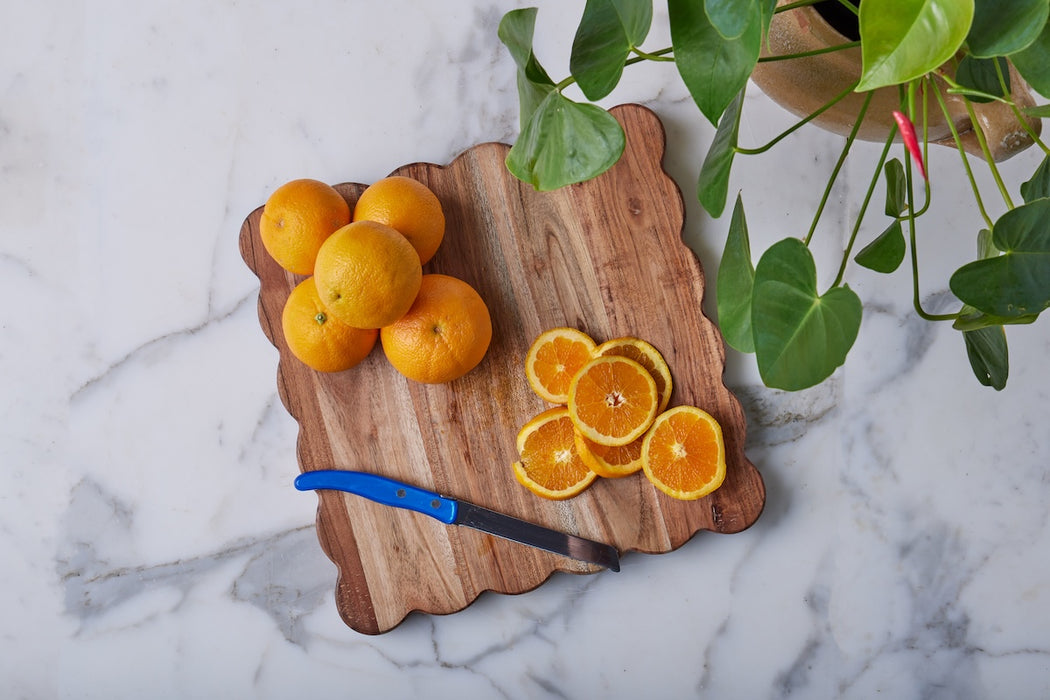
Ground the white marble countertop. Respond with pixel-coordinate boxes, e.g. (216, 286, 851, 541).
(5, 1, 1049, 697)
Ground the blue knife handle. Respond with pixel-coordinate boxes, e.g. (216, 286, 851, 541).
(294, 470, 458, 525)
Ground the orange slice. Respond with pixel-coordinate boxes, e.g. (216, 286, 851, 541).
(642, 406, 726, 500)
(568, 355, 658, 447)
(524, 327, 596, 403)
(595, 337, 673, 412)
(512, 407, 597, 500)
(574, 431, 643, 478)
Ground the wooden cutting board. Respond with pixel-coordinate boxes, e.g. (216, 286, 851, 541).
(239, 104, 765, 634)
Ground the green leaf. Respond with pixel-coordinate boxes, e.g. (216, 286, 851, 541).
(498, 9, 555, 87)
(1011, 19, 1050, 98)
(704, 0, 760, 40)
(498, 8, 557, 127)
(856, 0, 974, 92)
(570, 0, 653, 101)
(1023, 104, 1050, 117)
(883, 158, 906, 217)
(962, 325, 1009, 390)
(1020, 155, 1050, 203)
(976, 227, 997, 260)
(669, 0, 761, 125)
(717, 195, 756, 353)
(855, 221, 906, 273)
(514, 78, 557, 131)
(752, 238, 863, 391)
(955, 227, 1038, 332)
(949, 197, 1050, 316)
(954, 56, 1010, 103)
(966, 0, 1049, 58)
(505, 91, 626, 191)
(697, 89, 744, 217)
(759, 0, 778, 36)
(953, 308, 1039, 330)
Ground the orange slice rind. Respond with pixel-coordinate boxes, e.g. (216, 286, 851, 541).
(568, 355, 659, 447)
(641, 405, 726, 500)
(595, 337, 673, 412)
(524, 327, 596, 404)
(512, 407, 598, 500)
(574, 430, 644, 478)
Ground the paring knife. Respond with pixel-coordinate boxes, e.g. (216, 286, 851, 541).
(294, 469, 620, 572)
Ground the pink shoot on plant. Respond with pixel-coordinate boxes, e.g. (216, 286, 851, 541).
(892, 110, 927, 181)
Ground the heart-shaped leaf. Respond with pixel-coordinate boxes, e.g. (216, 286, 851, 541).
(966, 0, 1048, 58)
(1011, 20, 1050, 98)
(499, 8, 557, 126)
(949, 197, 1050, 316)
(752, 238, 863, 390)
(697, 89, 744, 217)
(952, 229, 1039, 330)
(855, 221, 906, 273)
(570, 0, 653, 100)
(962, 325, 1009, 390)
(954, 55, 1010, 103)
(717, 195, 756, 353)
(669, 0, 761, 125)
(856, 0, 974, 92)
(1020, 155, 1050, 203)
(704, 0, 760, 40)
(505, 91, 626, 191)
(884, 158, 906, 217)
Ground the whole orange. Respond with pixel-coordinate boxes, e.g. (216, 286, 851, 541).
(380, 274, 492, 384)
(313, 220, 423, 329)
(260, 179, 350, 275)
(353, 176, 445, 264)
(281, 277, 378, 372)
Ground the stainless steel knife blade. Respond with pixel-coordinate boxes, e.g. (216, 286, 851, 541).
(294, 469, 620, 572)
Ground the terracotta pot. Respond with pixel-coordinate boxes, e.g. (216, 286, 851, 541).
(749, 0, 1041, 162)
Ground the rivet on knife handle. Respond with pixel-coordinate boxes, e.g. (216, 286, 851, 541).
(294, 469, 620, 572)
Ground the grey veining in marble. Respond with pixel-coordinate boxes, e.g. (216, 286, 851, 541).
(3, 1, 1048, 698)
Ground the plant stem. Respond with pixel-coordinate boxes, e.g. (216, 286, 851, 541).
(964, 99, 1015, 209)
(629, 47, 674, 63)
(931, 85, 994, 229)
(834, 128, 895, 286)
(757, 41, 860, 63)
(891, 83, 932, 219)
(804, 90, 873, 246)
(774, 0, 825, 12)
(913, 77, 932, 217)
(553, 75, 575, 92)
(736, 79, 859, 155)
(936, 67, 1018, 107)
(993, 59, 1050, 157)
(944, 86, 1012, 103)
(553, 47, 676, 92)
(775, 0, 858, 14)
(898, 82, 958, 321)
(903, 149, 957, 322)
(934, 59, 1016, 208)
(936, 70, 1012, 105)
(573, 47, 673, 89)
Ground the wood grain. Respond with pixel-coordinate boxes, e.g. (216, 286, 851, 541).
(239, 104, 765, 634)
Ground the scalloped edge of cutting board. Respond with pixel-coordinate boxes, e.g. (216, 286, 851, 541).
(239, 104, 765, 634)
